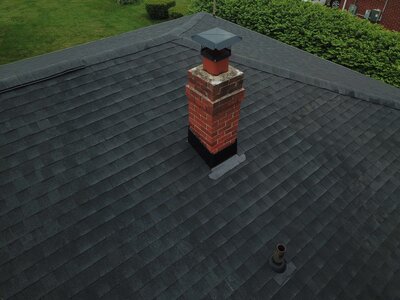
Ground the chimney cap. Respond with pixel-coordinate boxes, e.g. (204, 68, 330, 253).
(191, 27, 242, 50)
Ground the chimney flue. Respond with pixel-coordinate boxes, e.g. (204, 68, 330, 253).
(186, 28, 244, 168)
(192, 27, 241, 76)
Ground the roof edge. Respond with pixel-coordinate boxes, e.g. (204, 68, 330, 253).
(235, 53, 400, 111)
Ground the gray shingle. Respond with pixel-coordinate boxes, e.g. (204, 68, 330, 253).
(1, 12, 400, 300)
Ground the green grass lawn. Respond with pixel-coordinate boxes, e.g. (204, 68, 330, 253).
(0, 0, 191, 65)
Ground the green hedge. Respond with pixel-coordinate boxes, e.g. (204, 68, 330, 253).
(169, 6, 185, 19)
(145, 0, 176, 19)
(190, 0, 400, 88)
(117, 0, 140, 4)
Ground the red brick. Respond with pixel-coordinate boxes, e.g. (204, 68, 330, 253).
(187, 66, 245, 154)
(340, 0, 400, 31)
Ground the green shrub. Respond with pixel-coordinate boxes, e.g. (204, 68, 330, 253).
(145, 0, 176, 19)
(169, 6, 185, 19)
(190, 0, 400, 88)
(117, 0, 140, 4)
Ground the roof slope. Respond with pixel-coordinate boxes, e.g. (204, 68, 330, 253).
(1, 12, 400, 300)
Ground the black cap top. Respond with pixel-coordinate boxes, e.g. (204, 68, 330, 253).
(191, 27, 242, 50)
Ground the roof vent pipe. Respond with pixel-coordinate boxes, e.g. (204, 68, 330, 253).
(269, 243, 287, 273)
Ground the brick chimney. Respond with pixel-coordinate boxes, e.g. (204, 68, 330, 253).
(186, 28, 245, 168)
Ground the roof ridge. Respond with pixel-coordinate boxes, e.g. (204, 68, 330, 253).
(82, 34, 178, 66)
(167, 12, 208, 37)
(0, 34, 178, 94)
(173, 37, 400, 111)
(0, 62, 86, 95)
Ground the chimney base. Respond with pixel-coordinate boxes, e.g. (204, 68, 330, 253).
(188, 127, 237, 168)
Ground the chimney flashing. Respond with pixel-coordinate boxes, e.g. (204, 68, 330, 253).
(209, 153, 246, 180)
(188, 128, 238, 168)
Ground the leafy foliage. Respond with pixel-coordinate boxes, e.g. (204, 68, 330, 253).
(145, 0, 176, 19)
(190, 0, 400, 88)
(117, 0, 141, 5)
(169, 6, 185, 19)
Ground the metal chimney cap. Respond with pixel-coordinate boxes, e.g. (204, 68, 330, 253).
(191, 27, 242, 50)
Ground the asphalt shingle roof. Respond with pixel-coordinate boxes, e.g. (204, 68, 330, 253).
(1, 12, 400, 300)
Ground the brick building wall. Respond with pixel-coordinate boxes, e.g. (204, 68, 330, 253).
(339, 0, 400, 31)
